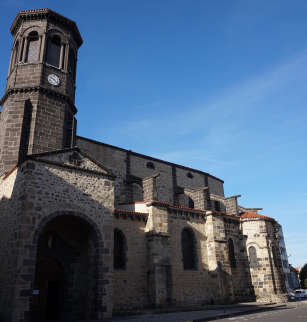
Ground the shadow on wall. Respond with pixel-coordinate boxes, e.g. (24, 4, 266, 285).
(0, 159, 115, 322)
(169, 219, 255, 306)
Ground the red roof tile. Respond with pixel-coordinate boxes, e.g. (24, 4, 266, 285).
(240, 211, 275, 221)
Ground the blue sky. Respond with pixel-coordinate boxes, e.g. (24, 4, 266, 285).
(0, 0, 306, 268)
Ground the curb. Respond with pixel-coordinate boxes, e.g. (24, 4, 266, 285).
(190, 304, 287, 322)
(113, 303, 279, 317)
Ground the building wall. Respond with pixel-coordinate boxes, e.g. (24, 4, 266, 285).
(168, 214, 213, 306)
(242, 219, 288, 303)
(76, 137, 225, 207)
(113, 216, 148, 310)
(0, 154, 115, 321)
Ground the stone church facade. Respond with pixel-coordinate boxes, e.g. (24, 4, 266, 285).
(0, 8, 287, 322)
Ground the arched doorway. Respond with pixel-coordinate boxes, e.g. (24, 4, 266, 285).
(30, 214, 104, 321)
(32, 257, 63, 321)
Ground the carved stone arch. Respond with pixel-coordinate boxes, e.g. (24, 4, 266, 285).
(19, 210, 108, 321)
(227, 234, 238, 245)
(22, 25, 44, 37)
(46, 28, 68, 43)
(246, 241, 264, 249)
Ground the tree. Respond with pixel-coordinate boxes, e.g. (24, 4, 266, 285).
(299, 263, 307, 289)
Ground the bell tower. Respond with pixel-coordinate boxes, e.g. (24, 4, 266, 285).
(0, 9, 83, 173)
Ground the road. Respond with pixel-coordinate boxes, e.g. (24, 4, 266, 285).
(217, 304, 307, 322)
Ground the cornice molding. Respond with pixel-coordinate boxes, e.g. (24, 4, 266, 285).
(0, 85, 77, 115)
(10, 9, 83, 48)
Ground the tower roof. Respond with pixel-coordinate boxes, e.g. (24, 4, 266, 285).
(10, 8, 83, 48)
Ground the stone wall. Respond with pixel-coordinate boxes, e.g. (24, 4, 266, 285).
(76, 137, 225, 208)
(0, 153, 115, 321)
(242, 219, 288, 303)
(168, 212, 213, 306)
(113, 216, 148, 310)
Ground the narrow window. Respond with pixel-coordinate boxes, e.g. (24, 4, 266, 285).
(249, 246, 258, 268)
(272, 246, 278, 267)
(182, 228, 196, 269)
(188, 197, 194, 209)
(48, 35, 61, 68)
(214, 200, 221, 212)
(228, 238, 236, 268)
(26, 32, 39, 63)
(114, 229, 126, 269)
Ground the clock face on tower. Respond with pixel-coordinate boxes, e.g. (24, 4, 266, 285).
(48, 74, 60, 86)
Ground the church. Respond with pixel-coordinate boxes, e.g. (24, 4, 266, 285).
(0, 8, 287, 322)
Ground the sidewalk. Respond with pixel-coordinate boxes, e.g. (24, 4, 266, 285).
(55, 300, 307, 322)
(103, 302, 289, 322)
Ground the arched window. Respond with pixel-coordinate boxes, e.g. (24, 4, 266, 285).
(48, 35, 61, 68)
(182, 228, 196, 269)
(272, 246, 278, 267)
(228, 238, 236, 268)
(26, 31, 39, 63)
(249, 246, 258, 268)
(114, 229, 126, 269)
(146, 161, 155, 170)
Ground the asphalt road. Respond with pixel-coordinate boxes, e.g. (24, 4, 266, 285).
(216, 304, 307, 322)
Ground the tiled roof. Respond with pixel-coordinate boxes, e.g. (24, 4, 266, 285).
(240, 211, 275, 221)
(119, 200, 234, 216)
(114, 209, 148, 216)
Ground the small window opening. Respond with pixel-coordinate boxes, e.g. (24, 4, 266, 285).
(26, 32, 39, 63)
(48, 35, 61, 68)
(187, 172, 194, 178)
(188, 197, 194, 209)
(69, 152, 82, 166)
(146, 161, 155, 170)
(228, 238, 236, 268)
(182, 228, 196, 269)
(114, 229, 126, 269)
(249, 246, 258, 268)
(214, 200, 221, 212)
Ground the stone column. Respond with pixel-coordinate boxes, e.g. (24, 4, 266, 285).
(205, 212, 230, 303)
(8, 48, 14, 75)
(40, 32, 47, 61)
(143, 174, 159, 201)
(59, 42, 65, 69)
(37, 35, 42, 61)
(145, 205, 173, 308)
(64, 42, 70, 71)
(45, 37, 51, 63)
(22, 37, 29, 63)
